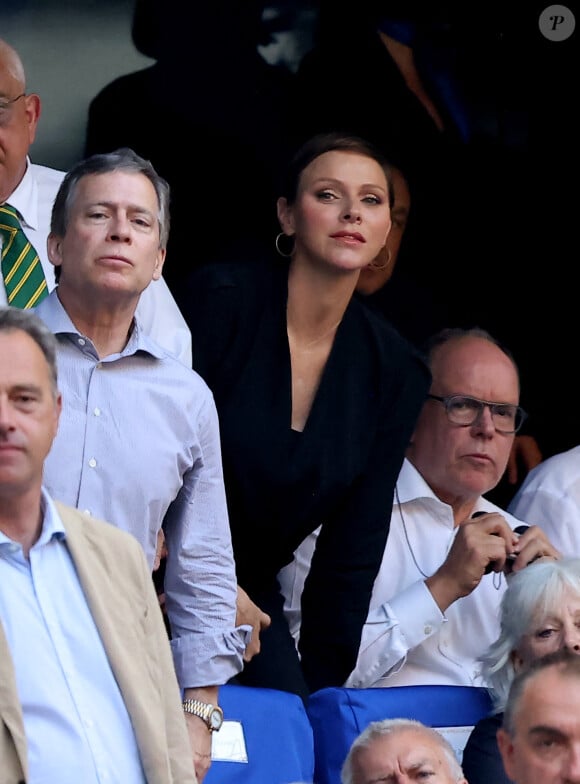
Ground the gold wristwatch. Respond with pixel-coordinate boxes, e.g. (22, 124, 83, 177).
(182, 699, 224, 732)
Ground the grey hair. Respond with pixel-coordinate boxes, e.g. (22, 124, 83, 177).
(340, 718, 464, 784)
(481, 557, 580, 712)
(421, 326, 520, 387)
(50, 147, 170, 249)
(502, 648, 580, 734)
(0, 38, 26, 86)
(0, 307, 58, 395)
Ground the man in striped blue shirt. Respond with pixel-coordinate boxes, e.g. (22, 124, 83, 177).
(33, 147, 249, 782)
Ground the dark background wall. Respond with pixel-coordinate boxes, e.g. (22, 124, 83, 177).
(0, 0, 317, 172)
(1, 0, 152, 171)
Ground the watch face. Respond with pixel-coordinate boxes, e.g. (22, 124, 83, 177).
(210, 709, 223, 730)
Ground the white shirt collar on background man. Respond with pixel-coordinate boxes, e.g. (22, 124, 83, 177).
(508, 444, 580, 558)
(1, 158, 192, 365)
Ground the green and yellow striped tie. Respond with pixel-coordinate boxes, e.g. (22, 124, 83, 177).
(0, 203, 48, 308)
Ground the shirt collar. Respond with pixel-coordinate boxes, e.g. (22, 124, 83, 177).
(397, 457, 496, 515)
(35, 288, 166, 360)
(0, 488, 65, 550)
(396, 458, 437, 504)
(3, 156, 39, 231)
(38, 488, 67, 544)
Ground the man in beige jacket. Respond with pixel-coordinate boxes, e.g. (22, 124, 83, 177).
(0, 306, 195, 783)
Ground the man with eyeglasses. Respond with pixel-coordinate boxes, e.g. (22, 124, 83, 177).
(279, 326, 559, 689)
(0, 37, 191, 364)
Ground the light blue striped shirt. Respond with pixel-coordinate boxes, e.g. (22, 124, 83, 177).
(35, 291, 248, 688)
(0, 491, 146, 784)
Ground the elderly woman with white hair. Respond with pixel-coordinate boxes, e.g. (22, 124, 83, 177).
(462, 557, 580, 784)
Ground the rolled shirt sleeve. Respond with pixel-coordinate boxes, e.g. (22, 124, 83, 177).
(162, 392, 250, 688)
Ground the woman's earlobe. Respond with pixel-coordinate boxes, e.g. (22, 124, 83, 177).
(276, 196, 294, 234)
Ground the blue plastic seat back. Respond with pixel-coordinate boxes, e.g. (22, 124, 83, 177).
(204, 684, 315, 784)
(306, 685, 493, 784)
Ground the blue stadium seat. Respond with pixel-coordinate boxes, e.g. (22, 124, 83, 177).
(307, 685, 493, 784)
(204, 684, 315, 784)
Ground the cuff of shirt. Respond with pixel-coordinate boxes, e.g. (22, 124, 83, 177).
(345, 581, 445, 688)
(171, 624, 251, 689)
(389, 579, 446, 649)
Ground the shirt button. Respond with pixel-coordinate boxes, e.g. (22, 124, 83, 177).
(424, 625, 433, 635)
(78, 338, 85, 346)
(88, 458, 97, 468)
(93, 407, 101, 416)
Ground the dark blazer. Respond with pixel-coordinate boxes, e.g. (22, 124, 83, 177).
(186, 260, 431, 693)
(462, 711, 514, 784)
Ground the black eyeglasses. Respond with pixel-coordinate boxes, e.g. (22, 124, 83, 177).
(427, 394, 527, 434)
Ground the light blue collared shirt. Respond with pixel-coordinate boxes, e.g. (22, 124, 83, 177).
(0, 491, 146, 784)
(35, 291, 248, 688)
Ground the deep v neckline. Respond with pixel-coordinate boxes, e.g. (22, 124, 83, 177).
(287, 309, 348, 434)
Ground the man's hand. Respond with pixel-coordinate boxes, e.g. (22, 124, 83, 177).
(153, 528, 167, 572)
(426, 512, 519, 611)
(183, 686, 218, 783)
(153, 528, 167, 613)
(509, 524, 561, 574)
(236, 585, 271, 662)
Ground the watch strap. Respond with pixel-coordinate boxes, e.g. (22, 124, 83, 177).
(182, 698, 223, 731)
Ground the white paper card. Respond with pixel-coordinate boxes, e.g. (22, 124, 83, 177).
(436, 725, 474, 762)
(211, 720, 248, 763)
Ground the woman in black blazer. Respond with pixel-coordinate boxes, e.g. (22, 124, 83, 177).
(186, 132, 431, 698)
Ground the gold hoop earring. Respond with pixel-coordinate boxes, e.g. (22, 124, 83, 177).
(369, 248, 392, 271)
(275, 232, 295, 258)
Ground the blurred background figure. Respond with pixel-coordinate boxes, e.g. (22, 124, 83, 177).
(84, 0, 300, 308)
(508, 446, 580, 559)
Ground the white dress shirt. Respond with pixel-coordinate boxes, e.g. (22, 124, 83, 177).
(1, 159, 192, 365)
(508, 445, 580, 557)
(279, 458, 528, 689)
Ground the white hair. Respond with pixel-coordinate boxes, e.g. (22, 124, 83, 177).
(341, 718, 464, 784)
(480, 557, 580, 711)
